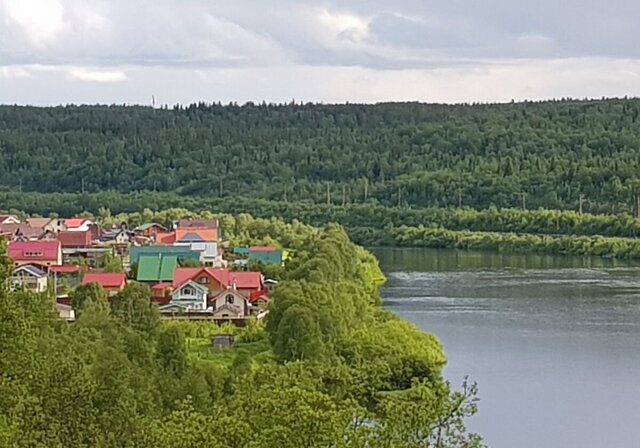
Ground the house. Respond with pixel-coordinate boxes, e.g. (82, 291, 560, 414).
(173, 233, 226, 267)
(209, 288, 249, 318)
(82, 272, 127, 296)
(64, 218, 94, 232)
(57, 230, 93, 248)
(0, 223, 45, 241)
(0, 215, 20, 225)
(159, 280, 208, 313)
(134, 223, 168, 238)
(233, 246, 283, 265)
(101, 229, 133, 245)
(175, 227, 218, 243)
(9, 264, 48, 293)
(172, 267, 263, 300)
(8, 240, 62, 267)
(27, 217, 66, 234)
(151, 282, 173, 303)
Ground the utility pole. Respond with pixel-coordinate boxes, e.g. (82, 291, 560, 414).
(81, 177, 86, 194)
(397, 187, 402, 207)
(579, 194, 585, 214)
(520, 192, 526, 210)
(458, 188, 463, 208)
(219, 179, 223, 197)
(326, 183, 331, 205)
(283, 185, 288, 202)
(342, 185, 346, 206)
(636, 193, 639, 218)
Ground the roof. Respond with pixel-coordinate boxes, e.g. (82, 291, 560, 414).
(50, 265, 82, 274)
(177, 218, 219, 229)
(151, 282, 173, 290)
(175, 228, 217, 242)
(26, 217, 53, 228)
(135, 223, 167, 232)
(0, 223, 45, 239)
(57, 230, 92, 248)
(0, 215, 20, 224)
(137, 254, 179, 282)
(65, 218, 92, 228)
(14, 264, 47, 277)
(171, 280, 208, 296)
(8, 240, 61, 261)
(176, 232, 205, 243)
(249, 246, 279, 252)
(155, 232, 176, 244)
(172, 267, 263, 290)
(82, 272, 127, 288)
(130, 245, 199, 264)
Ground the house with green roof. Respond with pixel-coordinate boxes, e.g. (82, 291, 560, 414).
(131, 246, 200, 283)
(130, 246, 199, 264)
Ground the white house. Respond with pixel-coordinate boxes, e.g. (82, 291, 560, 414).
(173, 234, 226, 267)
(64, 218, 94, 232)
(9, 264, 48, 293)
(159, 280, 208, 313)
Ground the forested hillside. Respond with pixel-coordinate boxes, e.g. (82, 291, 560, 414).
(2, 99, 640, 213)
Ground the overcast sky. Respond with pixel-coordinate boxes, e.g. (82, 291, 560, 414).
(1, 0, 639, 105)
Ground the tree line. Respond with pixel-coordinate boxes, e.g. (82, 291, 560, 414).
(3, 99, 640, 212)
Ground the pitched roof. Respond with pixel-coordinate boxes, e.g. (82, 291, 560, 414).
(177, 218, 219, 229)
(0, 215, 20, 224)
(172, 267, 263, 290)
(82, 272, 127, 288)
(171, 280, 208, 297)
(176, 232, 205, 243)
(137, 254, 179, 282)
(26, 217, 53, 228)
(155, 232, 176, 244)
(129, 245, 199, 263)
(151, 282, 173, 290)
(175, 228, 217, 242)
(14, 264, 47, 277)
(8, 240, 61, 261)
(57, 230, 92, 248)
(65, 218, 92, 228)
(135, 223, 167, 232)
(50, 265, 82, 274)
(0, 223, 45, 239)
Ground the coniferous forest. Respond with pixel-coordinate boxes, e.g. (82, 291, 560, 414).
(2, 99, 640, 214)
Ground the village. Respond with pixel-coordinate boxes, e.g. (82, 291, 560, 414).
(1, 214, 281, 324)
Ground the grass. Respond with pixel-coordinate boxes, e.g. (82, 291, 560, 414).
(186, 337, 274, 370)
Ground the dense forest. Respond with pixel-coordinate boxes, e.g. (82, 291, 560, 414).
(0, 216, 483, 447)
(2, 99, 640, 213)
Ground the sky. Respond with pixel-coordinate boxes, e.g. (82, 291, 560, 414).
(1, 0, 640, 105)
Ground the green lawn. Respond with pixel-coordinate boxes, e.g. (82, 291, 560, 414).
(186, 337, 274, 370)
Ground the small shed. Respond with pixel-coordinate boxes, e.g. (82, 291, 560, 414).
(211, 334, 236, 349)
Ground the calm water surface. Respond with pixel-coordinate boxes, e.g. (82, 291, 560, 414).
(374, 247, 640, 448)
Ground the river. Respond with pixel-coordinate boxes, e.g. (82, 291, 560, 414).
(374, 247, 640, 448)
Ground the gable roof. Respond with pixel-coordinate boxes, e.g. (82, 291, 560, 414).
(129, 245, 199, 264)
(13, 264, 47, 277)
(0, 223, 45, 239)
(8, 240, 61, 261)
(82, 272, 127, 288)
(50, 265, 82, 274)
(137, 254, 179, 282)
(176, 232, 205, 243)
(171, 280, 208, 297)
(172, 267, 262, 290)
(0, 215, 20, 224)
(155, 232, 176, 244)
(26, 217, 53, 228)
(175, 228, 217, 242)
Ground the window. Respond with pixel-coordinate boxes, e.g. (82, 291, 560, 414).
(183, 287, 195, 296)
(199, 276, 210, 284)
(226, 294, 235, 304)
(25, 251, 43, 257)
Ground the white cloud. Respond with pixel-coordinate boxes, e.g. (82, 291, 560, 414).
(67, 68, 127, 82)
(3, 0, 65, 46)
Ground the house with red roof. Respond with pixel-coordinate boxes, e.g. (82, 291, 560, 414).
(64, 218, 94, 232)
(82, 272, 127, 296)
(163, 267, 266, 319)
(8, 240, 62, 267)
